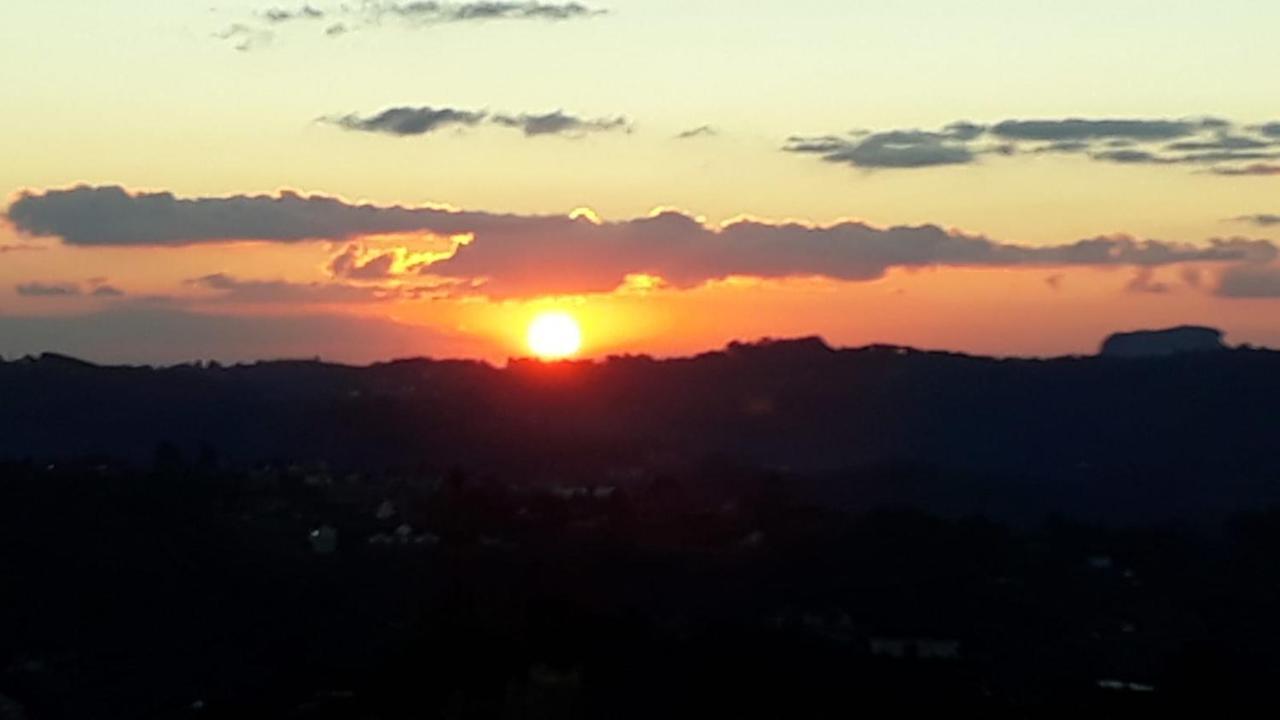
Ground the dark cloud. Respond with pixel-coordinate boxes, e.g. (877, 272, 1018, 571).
(16, 282, 81, 297)
(1231, 214, 1280, 227)
(226, 2, 605, 46)
(1255, 122, 1280, 138)
(263, 5, 324, 23)
(1090, 149, 1172, 164)
(1165, 135, 1271, 151)
(186, 273, 406, 304)
(991, 118, 1216, 142)
(91, 285, 126, 298)
(325, 107, 629, 139)
(1216, 264, 1280, 298)
(675, 125, 717, 140)
(12, 186, 1276, 298)
(375, 1, 603, 22)
(326, 106, 489, 136)
(1210, 163, 1280, 176)
(7, 185, 529, 246)
(784, 130, 977, 169)
(490, 110, 629, 137)
(787, 117, 1280, 174)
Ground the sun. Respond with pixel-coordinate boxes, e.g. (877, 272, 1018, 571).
(527, 311, 583, 360)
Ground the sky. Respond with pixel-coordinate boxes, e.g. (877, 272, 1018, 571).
(1, 1, 1278, 363)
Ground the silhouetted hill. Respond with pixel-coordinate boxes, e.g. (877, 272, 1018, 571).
(1100, 326, 1227, 357)
(3, 335, 1278, 523)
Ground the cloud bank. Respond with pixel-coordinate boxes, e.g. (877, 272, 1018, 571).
(10, 185, 1278, 298)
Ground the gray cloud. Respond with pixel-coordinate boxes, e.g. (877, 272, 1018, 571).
(16, 282, 81, 297)
(372, 1, 603, 22)
(491, 110, 629, 137)
(11, 185, 1276, 298)
(326, 106, 489, 136)
(675, 125, 717, 140)
(15, 279, 125, 298)
(1231, 214, 1280, 227)
(990, 118, 1217, 142)
(787, 117, 1280, 174)
(263, 5, 325, 23)
(784, 129, 978, 169)
(1255, 122, 1280, 138)
(1216, 264, 1280, 298)
(325, 106, 628, 138)
(186, 273, 407, 304)
(1211, 163, 1280, 176)
(223, 2, 604, 47)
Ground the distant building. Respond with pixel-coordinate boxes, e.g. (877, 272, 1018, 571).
(869, 637, 961, 660)
(309, 525, 338, 555)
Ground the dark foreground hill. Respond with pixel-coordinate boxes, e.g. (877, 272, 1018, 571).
(4, 336, 1280, 718)
(2, 335, 1278, 524)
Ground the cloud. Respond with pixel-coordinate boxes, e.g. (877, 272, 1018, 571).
(1211, 163, 1280, 176)
(1216, 264, 1280, 298)
(186, 273, 409, 304)
(786, 117, 1280, 174)
(1230, 214, 1280, 227)
(16, 282, 81, 297)
(221, 2, 605, 47)
(784, 129, 978, 169)
(1124, 268, 1171, 294)
(11, 185, 1277, 298)
(0, 244, 44, 254)
(325, 106, 489, 136)
(675, 125, 717, 140)
(0, 306, 483, 364)
(990, 118, 1216, 142)
(1255, 122, 1280, 138)
(490, 110, 630, 137)
(7, 185, 517, 246)
(372, 1, 604, 22)
(324, 106, 629, 139)
(15, 279, 126, 298)
(263, 5, 325, 23)
(214, 23, 274, 51)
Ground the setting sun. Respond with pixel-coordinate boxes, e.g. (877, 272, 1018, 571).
(527, 311, 583, 359)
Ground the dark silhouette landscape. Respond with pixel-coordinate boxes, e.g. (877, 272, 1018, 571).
(2, 330, 1280, 717)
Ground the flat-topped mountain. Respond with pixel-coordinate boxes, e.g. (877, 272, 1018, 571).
(1100, 325, 1227, 358)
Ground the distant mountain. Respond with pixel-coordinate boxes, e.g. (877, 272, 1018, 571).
(1100, 326, 1227, 358)
(2, 334, 1278, 523)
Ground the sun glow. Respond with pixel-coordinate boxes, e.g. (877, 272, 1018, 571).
(526, 311, 583, 359)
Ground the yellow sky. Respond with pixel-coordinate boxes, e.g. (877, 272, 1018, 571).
(1, 1, 1278, 362)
